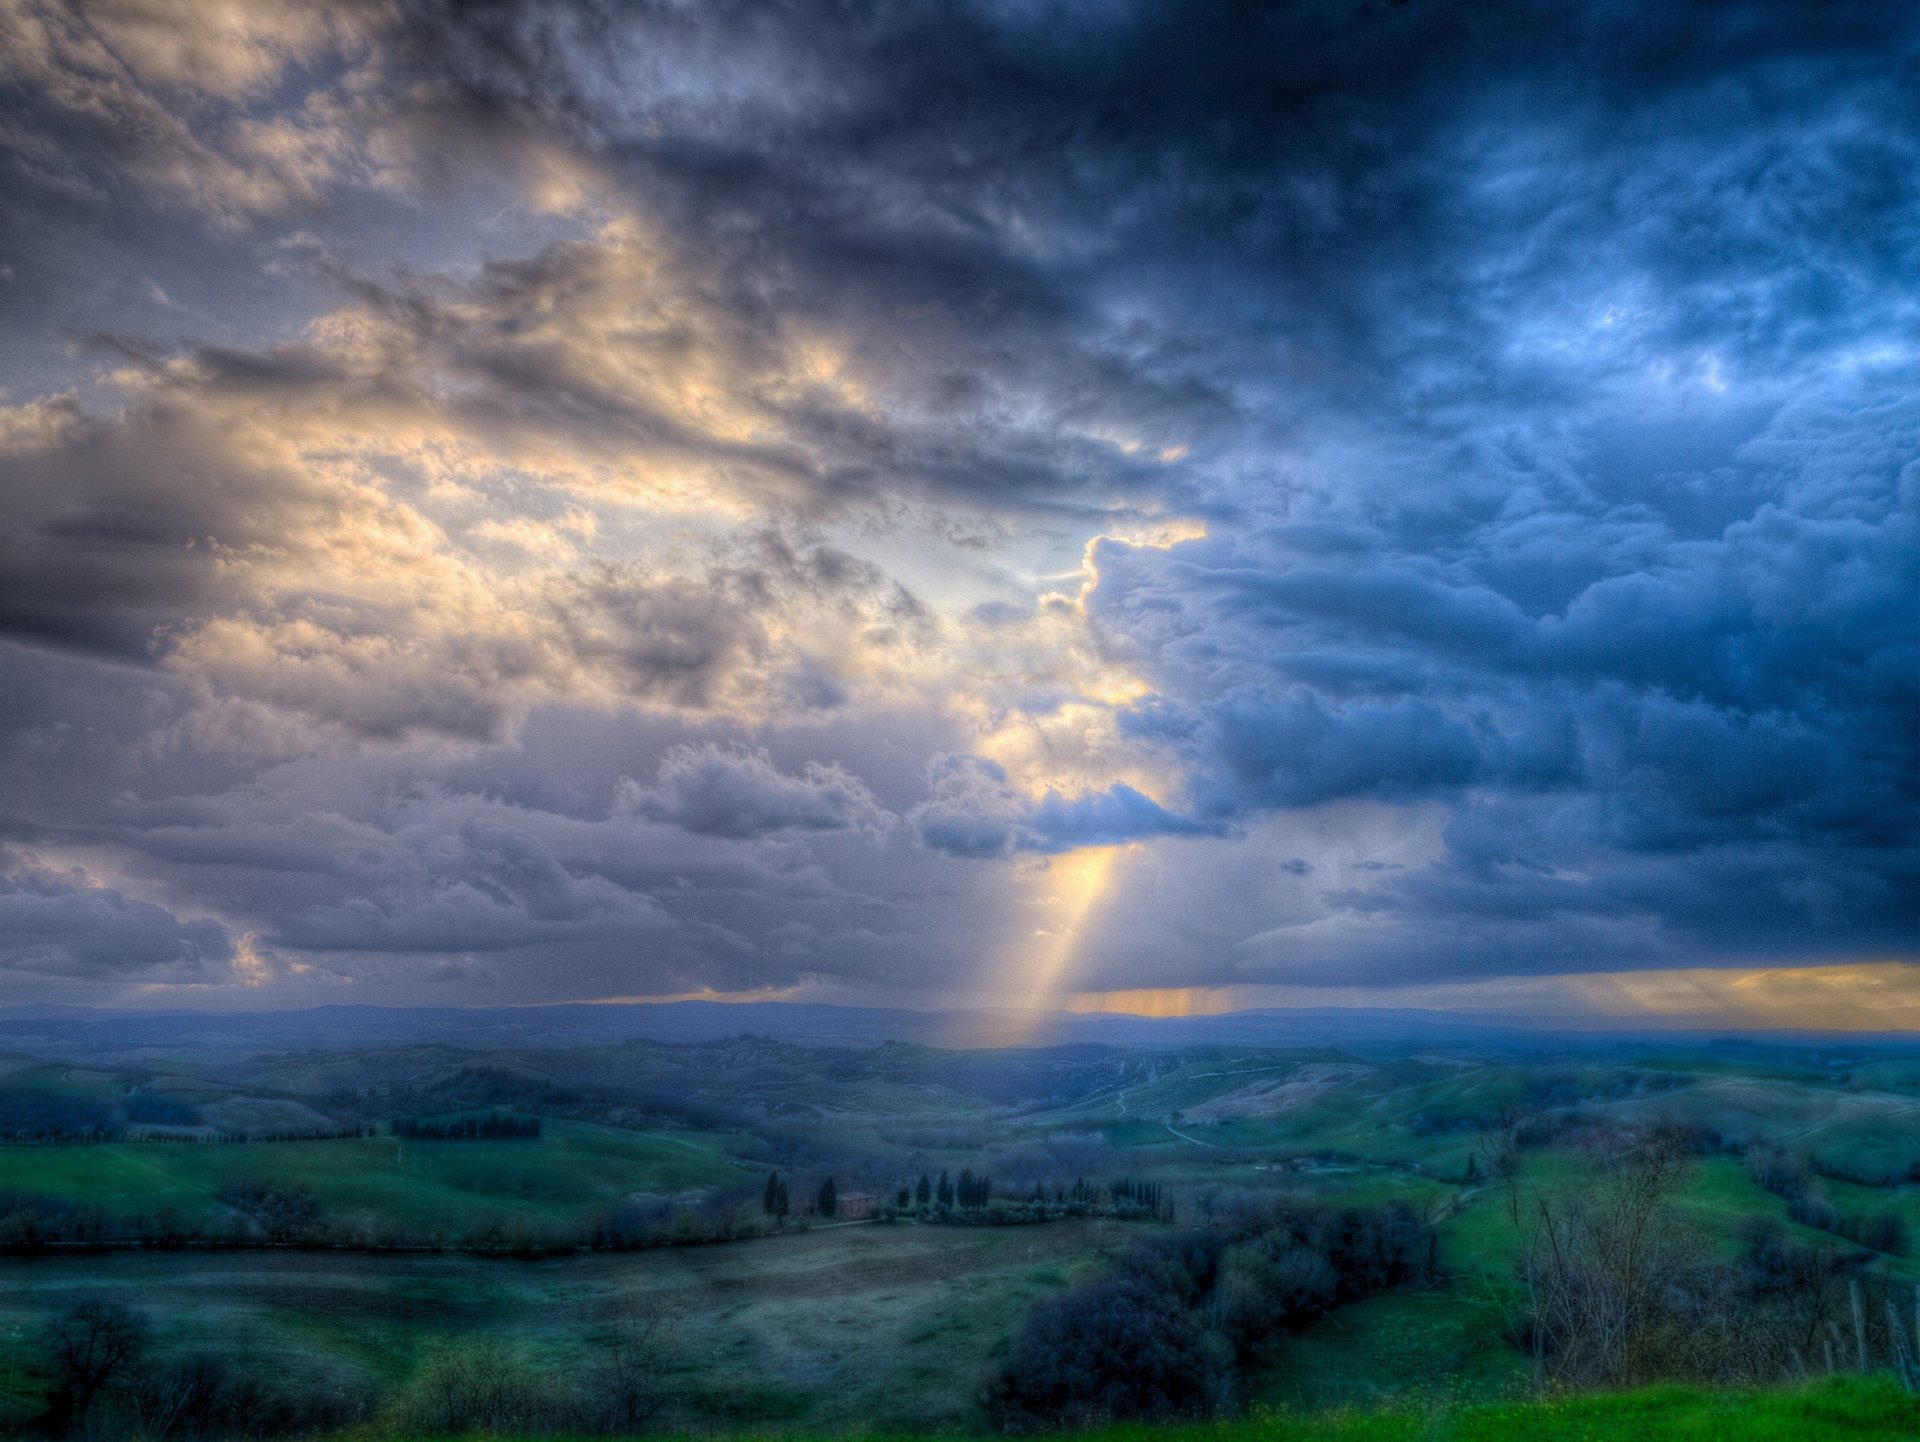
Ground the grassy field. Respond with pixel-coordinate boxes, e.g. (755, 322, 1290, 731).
(0, 1218, 1136, 1433)
(14, 1227, 1912, 1440)
(1136, 1377, 1920, 1441)
(116, 1376, 1913, 1441)
(8, 1034, 1920, 1438)
(0, 1120, 765, 1234)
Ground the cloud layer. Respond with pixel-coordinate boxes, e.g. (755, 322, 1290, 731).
(0, 0, 1913, 1012)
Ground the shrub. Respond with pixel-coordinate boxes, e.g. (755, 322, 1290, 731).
(992, 1200, 1436, 1429)
(990, 1275, 1233, 1429)
(384, 1340, 567, 1436)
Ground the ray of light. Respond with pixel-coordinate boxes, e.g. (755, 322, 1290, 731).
(981, 845, 1124, 1045)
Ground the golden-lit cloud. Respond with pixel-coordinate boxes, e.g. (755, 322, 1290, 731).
(0, 0, 1911, 1014)
(1067, 962, 1920, 1032)
(0, 0, 395, 223)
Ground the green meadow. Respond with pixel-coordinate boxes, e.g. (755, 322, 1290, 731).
(1, 1119, 762, 1234)
(4, 1031, 1920, 1436)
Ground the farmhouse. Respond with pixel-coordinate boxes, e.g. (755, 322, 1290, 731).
(834, 1190, 877, 1219)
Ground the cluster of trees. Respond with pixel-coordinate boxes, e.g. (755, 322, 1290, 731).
(991, 1198, 1437, 1428)
(29, 1300, 372, 1440)
(384, 1310, 673, 1436)
(997, 1175, 1171, 1222)
(22, 1294, 681, 1440)
(913, 1167, 991, 1211)
(889, 1170, 1172, 1225)
(390, 1112, 540, 1141)
(1747, 1143, 1909, 1256)
(762, 1170, 792, 1219)
(753, 1164, 1183, 1230)
(0, 1079, 377, 1145)
(759, 1171, 845, 1219)
(1518, 1125, 1915, 1389)
(0, 1085, 206, 1142)
(580, 1190, 771, 1252)
(1106, 1177, 1167, 1216)
(213, 1180, 324, 1244)
(0, 1181, 782, 1258)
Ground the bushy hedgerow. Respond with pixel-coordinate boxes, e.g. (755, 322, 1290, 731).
(991, 1198, 1436, 1430)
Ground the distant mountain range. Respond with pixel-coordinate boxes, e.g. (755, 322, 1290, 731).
(1, 998, 1914, 1060)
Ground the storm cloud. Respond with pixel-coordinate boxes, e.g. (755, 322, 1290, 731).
(0, 0, 1913, 1012)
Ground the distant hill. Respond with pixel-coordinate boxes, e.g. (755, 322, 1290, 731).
(1, 997, 1914, 1063)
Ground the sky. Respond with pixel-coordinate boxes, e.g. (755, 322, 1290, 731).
(0, 0, 1915, 1026)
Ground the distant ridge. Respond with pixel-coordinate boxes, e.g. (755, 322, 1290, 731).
(0, 998, 1914, 1060)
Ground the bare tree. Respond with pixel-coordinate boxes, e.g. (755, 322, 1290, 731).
(124, 1358, 201, 1442)
(1521, 1125, 1696, 1387)
(1473, 1104, 1526, 1227)
(39, 1300, 146, 1437)
(586, 1290, 678, 1433)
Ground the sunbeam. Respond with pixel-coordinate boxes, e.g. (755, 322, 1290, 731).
(983, 845, 1125, 1044)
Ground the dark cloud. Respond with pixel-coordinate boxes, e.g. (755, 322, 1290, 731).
(618, 743, 888, 839)
(914, 755, 1212, 858)
(0, 399, 334, 657)
(0, 848, 230, 977)
(0, 0, 1913, 1005)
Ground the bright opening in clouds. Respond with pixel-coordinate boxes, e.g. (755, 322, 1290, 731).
(0, 1, 1914, 1023)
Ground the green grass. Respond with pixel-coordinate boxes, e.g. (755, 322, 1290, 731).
(1249, 1289, 1529, 1412)
(1255, 1375, 1919, 1440)
(0, 1218, 1140, 1433)
(1809, 1117, 1920, 1188)
(0, 1119, 763, 1233)
(1101, 1377, 1917, 1441)
(341, 1376, 1920, 1439)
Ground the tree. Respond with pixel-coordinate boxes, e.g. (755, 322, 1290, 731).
(991, 1276, 1232, 1427)
(390, 1339, 555, 1435)
(40, 1299, 146, 1435)
(817, 1176, 838, 1218)
(1473, 1105, 1525, 1226)
(916, 1174, 932, 1208)
(937, 1170, 953, 1208)
(1521, 1126, 1697, 1386)
(587, 1292, 676, 1433)
(763, 1171, 790, 1221)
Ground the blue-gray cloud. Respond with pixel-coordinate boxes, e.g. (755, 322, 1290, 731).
(0, 0, 1912, 1003)
(619, 743, 888, 839)
(913, 755, 1214, 859)
(0, 849, 230, 977)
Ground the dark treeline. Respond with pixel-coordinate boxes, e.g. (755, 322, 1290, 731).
(0, 1074, 382, 1145)
(1746, 1142, 1909, 1256)
(0, 1187, 774, 1258)
(17, 1295, 679, 1441)
(904, 1170, 1170, 1224)
(3, 1127, 376, 1147)
(1409, 1070, 1689, 1137)
(991, 1196, 1437, 1429)
(27, 1299, 370, 1441)
(390, 1112, 540, 1141)
(0, 1084, 205, 1141)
